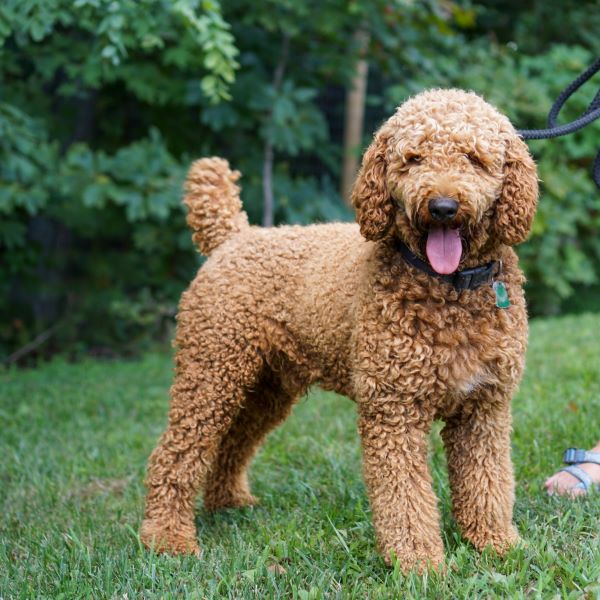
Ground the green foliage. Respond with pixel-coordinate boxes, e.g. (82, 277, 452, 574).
(1, 0, 600, 358)
(0, 0, 243, 357)
(1, 313, 600, 596)
(0, 0, 238, 103)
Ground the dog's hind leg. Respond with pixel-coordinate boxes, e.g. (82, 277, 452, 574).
(203, 367, 302, 511)
(140, 339, 264, 556)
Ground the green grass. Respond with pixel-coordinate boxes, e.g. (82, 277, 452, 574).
(1, 314, 600, 599)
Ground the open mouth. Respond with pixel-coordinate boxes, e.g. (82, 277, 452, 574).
(425, 227, 463, 275)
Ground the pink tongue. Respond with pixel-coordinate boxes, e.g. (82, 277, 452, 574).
(426, 228, 462, 275)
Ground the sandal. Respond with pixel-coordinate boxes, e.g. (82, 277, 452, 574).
(559, 447, 600, 494)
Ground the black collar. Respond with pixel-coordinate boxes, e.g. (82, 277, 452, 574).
(395, 240, 501, 291)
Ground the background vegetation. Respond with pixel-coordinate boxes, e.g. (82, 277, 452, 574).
(2, 0, 600, 361)
(2, 313, 599, 597)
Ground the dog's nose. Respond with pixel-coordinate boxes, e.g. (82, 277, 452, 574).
(428, 197, 459, 222)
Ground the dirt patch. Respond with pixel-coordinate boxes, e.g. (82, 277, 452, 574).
(68, 475, 133, 500)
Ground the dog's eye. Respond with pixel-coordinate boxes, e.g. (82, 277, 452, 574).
(405, 154, 422, 166)
(466, 153, 486, 170)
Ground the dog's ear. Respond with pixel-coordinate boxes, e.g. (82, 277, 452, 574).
(351, 131, 394, 241)
(494, 136, 538, 246)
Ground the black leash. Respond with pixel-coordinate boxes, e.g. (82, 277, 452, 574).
(517, 56, 600, 189)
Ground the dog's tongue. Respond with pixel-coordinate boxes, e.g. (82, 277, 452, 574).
(426, 227, 462, 275)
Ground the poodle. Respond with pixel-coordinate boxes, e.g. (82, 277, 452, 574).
(140, 88, 538, 573)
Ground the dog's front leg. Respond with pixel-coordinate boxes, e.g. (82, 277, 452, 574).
(358, 399, 444, 573)
(441, 393, 520, 554)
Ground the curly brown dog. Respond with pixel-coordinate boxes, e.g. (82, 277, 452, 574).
(140, 88, 538, 573)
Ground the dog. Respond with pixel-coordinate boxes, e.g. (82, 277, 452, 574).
(140, 88, 538, 573)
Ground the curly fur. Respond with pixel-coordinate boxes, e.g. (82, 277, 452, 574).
(140, 89, 538, 573)
(184, 157, 249, 255)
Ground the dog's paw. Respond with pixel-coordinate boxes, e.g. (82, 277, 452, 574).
(203, 488, 259, 512)
(381, 540, 445, 574)
(140, 518, 200, 557)
(467, 525, 521, 555)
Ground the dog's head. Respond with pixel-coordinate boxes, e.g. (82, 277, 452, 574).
(351, 89, 538, 273)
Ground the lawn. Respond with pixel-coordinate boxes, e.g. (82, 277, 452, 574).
(1, 313, 600, 599)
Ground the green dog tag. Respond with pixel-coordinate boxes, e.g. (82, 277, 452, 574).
(493, 281, 510, 309)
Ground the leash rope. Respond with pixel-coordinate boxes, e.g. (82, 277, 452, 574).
(517, 56, 600, 189)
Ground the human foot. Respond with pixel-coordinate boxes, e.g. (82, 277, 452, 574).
(544, 443, 600, 497)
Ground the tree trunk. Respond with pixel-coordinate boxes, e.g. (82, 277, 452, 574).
(262, 142, 274, 227)
(262, 34, 290, 227)
(341, 30, 370, 204)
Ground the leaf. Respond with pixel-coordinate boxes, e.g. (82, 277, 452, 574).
(266, 562, 287, 575)
(83, 184, 107, 208)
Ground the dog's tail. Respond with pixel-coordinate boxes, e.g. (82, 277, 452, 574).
(183, 157, 249, 255)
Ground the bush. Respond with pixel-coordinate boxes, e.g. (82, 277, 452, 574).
(0, 0, 239, 358)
